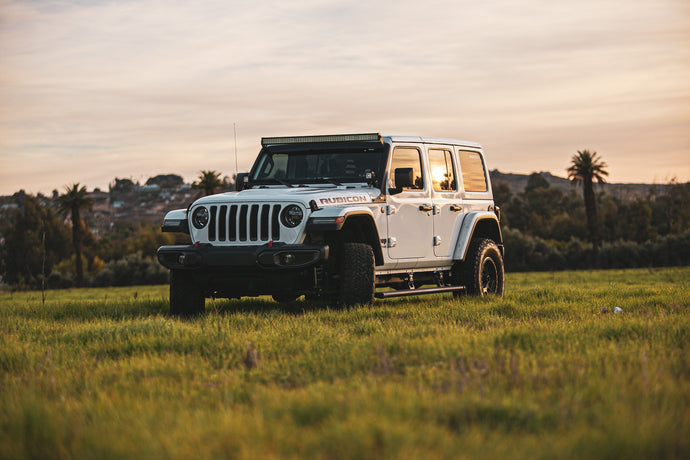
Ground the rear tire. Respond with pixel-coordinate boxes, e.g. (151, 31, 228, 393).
(170, 270, 205, 317)
(337, 243, 375, 307)
(458, 238, 505, 297)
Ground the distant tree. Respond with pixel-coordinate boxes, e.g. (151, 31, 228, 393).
(492, 180, 512, 207)
(222, 174, 235, 189)
(110, 178, 135, 193)
(524, 172, 550, 193)
(55, 184, 94, 287)
(651, 178, 690, 236)
(0, 193, 71, 287)
(146, 174, 184, 189)
(567, 150, 609, 263)
(193, 170, 223, 196)
(624, 198, 654, 242)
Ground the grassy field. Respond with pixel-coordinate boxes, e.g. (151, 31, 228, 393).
(1, 268, 689, 459)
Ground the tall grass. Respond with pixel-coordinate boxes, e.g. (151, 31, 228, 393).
(1, 268, 689, 459)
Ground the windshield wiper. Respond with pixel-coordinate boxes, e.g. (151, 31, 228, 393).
(313, 178, 342, 186)
(255, 178, 294, 188)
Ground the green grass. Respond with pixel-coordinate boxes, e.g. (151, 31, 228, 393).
(1, 268, 689, 459)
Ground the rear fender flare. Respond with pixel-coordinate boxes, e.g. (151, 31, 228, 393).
(452, 211, 503, 261)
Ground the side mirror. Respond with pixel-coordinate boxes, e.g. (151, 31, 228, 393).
(235, 173, 250, 191)
(388, 168, 413, 195)
(394, 167, 413, 188)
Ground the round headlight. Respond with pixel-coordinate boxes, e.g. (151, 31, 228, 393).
(191, 207, 209, 229)
(281, 204, 304, 228)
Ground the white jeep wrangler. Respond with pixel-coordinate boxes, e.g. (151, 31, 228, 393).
(157, 133, 504, 316)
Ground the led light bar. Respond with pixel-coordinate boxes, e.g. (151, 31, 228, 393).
(261, 133, 382, 146)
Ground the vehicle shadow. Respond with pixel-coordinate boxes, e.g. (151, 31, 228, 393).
(10, 296, 348, 323)
(207, 297, 336, 317)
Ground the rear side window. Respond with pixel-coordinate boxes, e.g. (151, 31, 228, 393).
(458, 150, 487, 192)
(428, 148, 457, 192)
(390, 147, 424, 190)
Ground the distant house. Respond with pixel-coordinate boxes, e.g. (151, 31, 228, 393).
(137, 184, 160, 192)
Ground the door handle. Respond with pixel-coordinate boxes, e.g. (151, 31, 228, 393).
(419, 204, 433, 212)
(450, 204, 463, 212)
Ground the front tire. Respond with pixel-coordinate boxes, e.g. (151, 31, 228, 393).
(272, 293, 299, 304)
(337, 243, 375, 307)
(458, 238, 505, 297)
(170, 270, 205, 317)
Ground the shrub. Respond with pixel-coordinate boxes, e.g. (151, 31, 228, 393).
(502, 228, 565, 272)
(502, 228, 690, 272)
(46, 271, 74, 289)
(94, 252, 168, 287)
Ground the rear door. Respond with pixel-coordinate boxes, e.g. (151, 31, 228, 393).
(427, 146, 464, 258)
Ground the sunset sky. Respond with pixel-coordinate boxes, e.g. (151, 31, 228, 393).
(1, 0, 688, 195)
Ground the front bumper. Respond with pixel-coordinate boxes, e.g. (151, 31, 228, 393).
(157, 243, 329, 271)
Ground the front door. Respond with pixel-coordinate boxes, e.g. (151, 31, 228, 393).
(386, 145, 434, 260)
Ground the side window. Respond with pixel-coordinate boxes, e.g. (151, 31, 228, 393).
(389, 147, 424, 190)
(428, 148, 457, 192)
(458, 150, 488, 192)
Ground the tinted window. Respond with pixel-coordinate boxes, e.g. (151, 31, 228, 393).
(428, 148, 457, 192)
(458, 150, 487, 192)
(390, 147, 424, 190)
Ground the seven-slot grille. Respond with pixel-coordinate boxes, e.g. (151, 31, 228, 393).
(207, 204, 282, 242)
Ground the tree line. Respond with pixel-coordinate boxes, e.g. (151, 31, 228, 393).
(1, 160, 688, 290)
(496, 151, 690, 271)
(0, 171, 225, 290)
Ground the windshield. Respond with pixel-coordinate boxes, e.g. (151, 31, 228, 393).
(251, 147, 387, 186)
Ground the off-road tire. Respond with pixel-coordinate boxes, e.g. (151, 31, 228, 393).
(170, 270, 205, 317)
(458, 238, 505, 297)
(337, 243, 375, 307)
(272, 293, 299, 304)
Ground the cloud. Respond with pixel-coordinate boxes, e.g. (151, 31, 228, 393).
(1, 0, 689, 194)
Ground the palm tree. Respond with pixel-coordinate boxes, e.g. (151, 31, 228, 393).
(55, 183, 94, 287)
(193, 170, 223, 196)
(567, 150, 609, 263)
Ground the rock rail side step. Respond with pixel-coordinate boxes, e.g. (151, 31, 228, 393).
(375, 286, 466, 299)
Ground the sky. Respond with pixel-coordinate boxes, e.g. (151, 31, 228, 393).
(1, 0, 689, 195)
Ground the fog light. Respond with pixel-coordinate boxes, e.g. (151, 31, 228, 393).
(282, 253, 295, 264)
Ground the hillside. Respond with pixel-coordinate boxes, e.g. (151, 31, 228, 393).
(490, 170, 672, 201)
(0, 172, 677, 235)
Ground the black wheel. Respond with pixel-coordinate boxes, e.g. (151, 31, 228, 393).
(170, 270, 205, 317)
(458, 238, 505, 297)
(272, 293, 299, 304)
(337, 243, 375, 307)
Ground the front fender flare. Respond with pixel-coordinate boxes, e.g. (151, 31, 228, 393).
(161, 208, 189, 234)
(306, 206, 384, 265)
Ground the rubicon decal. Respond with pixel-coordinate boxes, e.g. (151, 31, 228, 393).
(319, 195, 370, 205)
